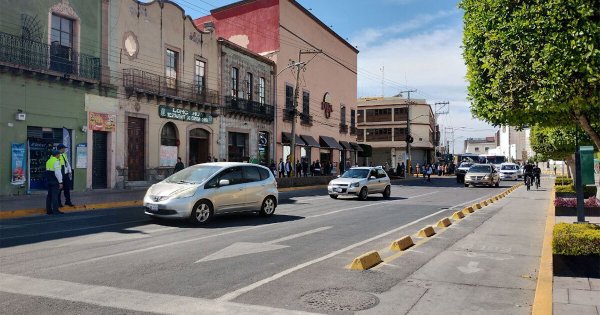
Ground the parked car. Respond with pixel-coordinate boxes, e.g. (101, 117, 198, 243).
(455, 162, 474, 183)
(464, 164, 500, 187)
(143, 162, 278, 224)
(328, 167, 391, 200)
(499, 163, 520, 181)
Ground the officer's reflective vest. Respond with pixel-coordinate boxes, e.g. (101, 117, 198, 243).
(45, 156, 59, 184)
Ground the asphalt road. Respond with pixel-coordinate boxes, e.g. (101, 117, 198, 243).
(0, 177, 516, 314)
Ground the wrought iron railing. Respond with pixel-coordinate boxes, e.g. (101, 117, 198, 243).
(283, 107, 295, 121)
(350, 126, 357, 135)
(224, 96, 274, 121)
(0, 31, 100, 81)
(339, 123, 348, 133)
(123, 68, 219, 106)
(300, 112, 313, 125)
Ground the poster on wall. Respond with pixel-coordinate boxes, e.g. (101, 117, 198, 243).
(11, 143, 26, 186)
(160, 145, 178, 167)
(76, 143, 88, 168)
(27, 140, 52, 190)
(89, 112, 116, 131)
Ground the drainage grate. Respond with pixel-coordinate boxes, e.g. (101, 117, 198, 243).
(300, 288, 379, 312)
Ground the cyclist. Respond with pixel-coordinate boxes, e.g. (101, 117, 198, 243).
(533, 165, 541, 188)
(523, 163, 534, 188)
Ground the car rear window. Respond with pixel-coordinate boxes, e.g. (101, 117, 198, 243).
(258, 167, 271, 181)
(243, 166, 262, 183)
(469, 165, 491, 173)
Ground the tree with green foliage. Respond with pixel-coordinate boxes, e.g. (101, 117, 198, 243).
(460, 0, 600, 149)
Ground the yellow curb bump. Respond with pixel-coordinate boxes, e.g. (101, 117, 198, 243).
(482, 200, 488, 206)
(451, 211, 465, 220)
(494, 196, 500, 201)
(436, 217, 452, 228)
(473, 203, 482, 210)
(463, 206, 475, 213)
(348, 251, 383, 270)
(417, 226, 436, 238)
(390, 235, 414, 251)
(488, 198, 494, 204)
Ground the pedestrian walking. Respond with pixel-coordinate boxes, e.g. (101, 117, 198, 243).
(174, 157, 185, 173)
(416, 163, 420, 178)
(45, 150, 64, 215)
(277, 158, 285, 178)
(296, 160, 302, 177)
(270, 160, 276, 176)
(426, 164, 433, 182)
(284, 158, 292, 177)
(57, 144, 74, 207)
(314, 160, 321, 176)
(302, 159, 309, 177)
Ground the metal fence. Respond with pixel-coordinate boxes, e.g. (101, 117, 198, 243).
(224, 96, 274, 121)
(0, 31, 100, 81)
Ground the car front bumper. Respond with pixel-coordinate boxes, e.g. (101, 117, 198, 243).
(143, 195, 195, 219)
(465, 178, 494, 185)
(328, 185, 361, 195)
(500, 173, 518, 180)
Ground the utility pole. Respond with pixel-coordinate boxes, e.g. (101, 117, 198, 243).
(400, 89, 417, 175)
(289, 49, 321, 176)
(433, 101, 450, 162)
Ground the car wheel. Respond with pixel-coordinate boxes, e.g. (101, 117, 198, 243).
(190, 200, 213, 225)
(329, 194, 338, 199)
(464, 184, 469, 187)
(259, 196, 276, 217)
(358, 187, 368, 201)
(382, 186, 391, 199)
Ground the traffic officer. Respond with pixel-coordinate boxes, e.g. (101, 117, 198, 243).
(57, 144, 74, 207)
(46, 150, 64, 215)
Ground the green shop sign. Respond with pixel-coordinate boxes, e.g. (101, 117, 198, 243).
(159, 105, 213, 124)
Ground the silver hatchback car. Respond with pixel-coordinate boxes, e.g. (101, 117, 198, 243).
(144, 162, 278, 224)
(328, 167, 391, 200)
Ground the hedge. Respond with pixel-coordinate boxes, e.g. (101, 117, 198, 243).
(553, 223, 600, 256)
(555, 184, 597, 197)
(555, 178, 574, 185)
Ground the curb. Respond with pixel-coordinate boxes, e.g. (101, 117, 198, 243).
(532, 186, 555, 315)
(0, 200, 143, 220)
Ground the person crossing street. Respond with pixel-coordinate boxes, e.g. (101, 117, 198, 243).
(45, 150, 64, 215)
(57, 144, 74, 207)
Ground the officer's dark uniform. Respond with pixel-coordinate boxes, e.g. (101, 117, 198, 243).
(45, 151, 63, 215)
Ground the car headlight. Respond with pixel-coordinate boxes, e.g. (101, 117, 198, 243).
(171, 187, 197, 199)
(484, 175, 491, 180)
(351, 182, 360, 187)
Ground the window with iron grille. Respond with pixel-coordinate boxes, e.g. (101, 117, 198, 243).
(350, 109, 356, 127)
(366, 128, 392, 142)
(51, 14, 73, 49)
(366, 108, 392, 122)
(165, 49, 178, 89)
(161, 122, 178, 146)
(394, 127, 407, 141)
(259, 77, 266, 104)
(245, 72, 253, 100)
(394, 107, 408, 121)
(195, 60, 205, 94)
(357, 128, 364, 141)
(302, 91, 310, 115)
(357, 110, 364, 123)
(340, 105, 346, 125)
(231, 67, 239, 98)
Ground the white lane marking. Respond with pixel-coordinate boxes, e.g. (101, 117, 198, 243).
(286, 196, 331, 202)
(195, 227, 332, 263)
(457, 261, 482, 274)
(0, 273, 316, 315)
(216, 208, 449, 302)
(0, 220, 148, 240)
(307, 191, 440, 218)
(42, 225, 267, 270)
(264, 226, 331, 245)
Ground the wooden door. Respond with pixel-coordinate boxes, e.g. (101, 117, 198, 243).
(92, 131, 108, 188)
(127, 117, 145, 181)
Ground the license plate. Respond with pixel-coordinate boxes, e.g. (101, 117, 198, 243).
(148, 204, 159, 211)
(335, 188, 342, 193)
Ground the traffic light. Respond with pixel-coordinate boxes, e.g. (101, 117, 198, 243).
(406, 134, 414, 143)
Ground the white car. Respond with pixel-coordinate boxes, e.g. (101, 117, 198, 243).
(499, 163, 520, 180)
(328, 167, 391, 200)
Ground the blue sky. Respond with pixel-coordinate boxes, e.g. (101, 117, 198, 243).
(172, 0, 495, 153)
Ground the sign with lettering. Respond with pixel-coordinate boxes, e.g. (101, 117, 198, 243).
(159, 105, 213, 124)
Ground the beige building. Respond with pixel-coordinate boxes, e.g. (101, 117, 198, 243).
(357, 97, 436, 168)
(107, 0, 221, 188)
(464, 137, 497, 155)
(196, 0, 359, 174)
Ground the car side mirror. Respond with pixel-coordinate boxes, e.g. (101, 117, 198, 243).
(369, 176, 376, 180)
(337, 175, 341, 178)
(219, 179, 230, 187)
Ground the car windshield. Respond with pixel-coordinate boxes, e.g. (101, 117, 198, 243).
(501, 165, 517, 170)
(341, 169, 370, 179)
(164, 165, 221, 184)
(469, 165, 491, 173)
(459, 163, 473, 168)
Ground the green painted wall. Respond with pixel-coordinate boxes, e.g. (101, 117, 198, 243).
(0, 0, 103, 196)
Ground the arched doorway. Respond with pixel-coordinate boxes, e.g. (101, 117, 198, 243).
(189, 128, 209, 165)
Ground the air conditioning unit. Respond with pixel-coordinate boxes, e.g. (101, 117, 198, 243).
(15, 112, 26, 121)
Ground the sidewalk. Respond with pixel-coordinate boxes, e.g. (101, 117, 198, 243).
(361, 182, 552, 314)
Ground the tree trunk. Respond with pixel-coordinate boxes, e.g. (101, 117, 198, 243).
(565, 155, 575, 181)
(575, 112, 600, 150)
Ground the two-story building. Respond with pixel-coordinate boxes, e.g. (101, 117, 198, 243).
(357, 97, 436, 168)
(195, 0, 358, 174)
(0, 0, 108, 196)
(108, 0, 221, 188)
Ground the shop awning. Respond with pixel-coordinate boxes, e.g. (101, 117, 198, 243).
(282, 132, 306, 146)
(319, 136, 343, 150)
(339, 141, 353, 151)
(300, 135, 320, 147)
(350, 142, 364, 152)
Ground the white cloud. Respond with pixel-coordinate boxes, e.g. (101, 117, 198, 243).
(354, 13, 496, 154)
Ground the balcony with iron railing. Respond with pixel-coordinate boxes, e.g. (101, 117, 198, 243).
(123, 68, 219, 107)
(223, 96, 274, 121)
(0, 31, 101, 82)
(300, 112, 313, 126)
(339, 123, 348, 133)
(283, 107, 295, 121)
